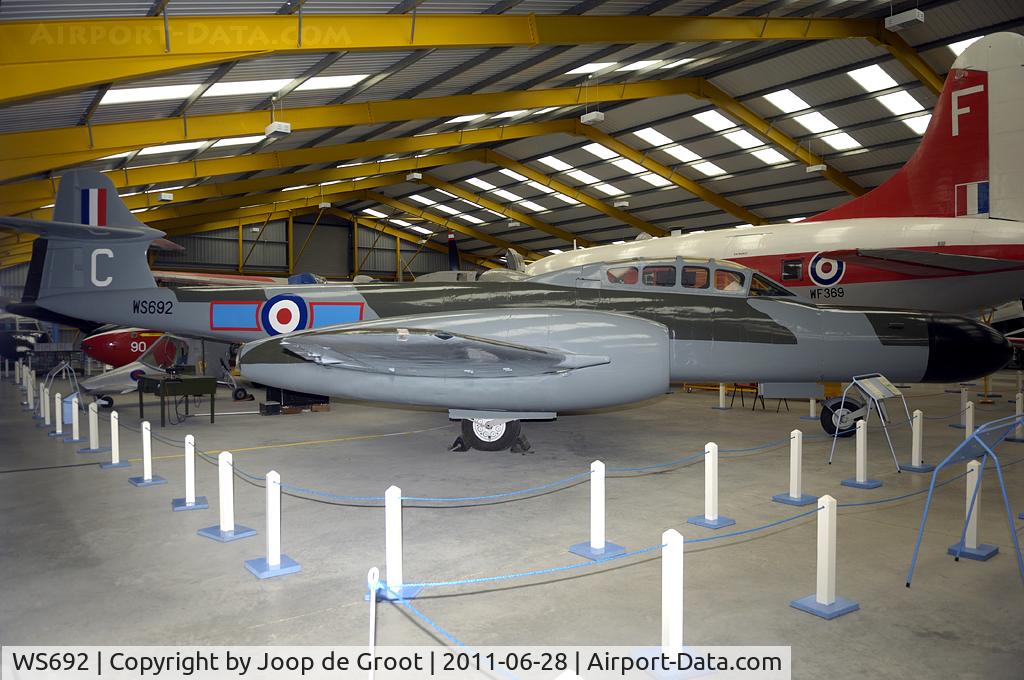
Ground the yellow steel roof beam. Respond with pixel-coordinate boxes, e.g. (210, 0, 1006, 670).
(1, 15, 889, 104)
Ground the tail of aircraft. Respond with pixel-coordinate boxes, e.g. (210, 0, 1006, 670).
(808, 31, 1024, 223)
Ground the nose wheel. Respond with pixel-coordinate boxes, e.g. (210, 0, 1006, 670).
(820, 396, 865, 437)
(451, 418, 531, 452)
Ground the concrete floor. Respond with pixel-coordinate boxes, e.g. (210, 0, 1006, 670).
(0, 371, 1021, 678)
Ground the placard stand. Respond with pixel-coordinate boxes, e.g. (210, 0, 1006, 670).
(828, 373, 908, 473)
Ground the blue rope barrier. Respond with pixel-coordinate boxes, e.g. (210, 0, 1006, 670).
(377, 585, 467, 647)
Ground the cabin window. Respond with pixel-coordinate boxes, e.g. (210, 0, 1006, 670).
(715, 269, 746, 293)
(681, 266, 709, 289)
(606, 266, 639, 285)
(642, 265, 677, 287)
(781, 258, 803, 281)
(750, 274, 794, 297)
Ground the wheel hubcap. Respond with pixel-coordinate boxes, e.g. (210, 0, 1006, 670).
(832, 407, 854, 430)
(471, 419, 506, 442)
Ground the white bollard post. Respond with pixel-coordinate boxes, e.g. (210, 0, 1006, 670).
(49, 392, 63, 437)
(128, 421, 166, 486)
(14, 359, 20, 385)
(172, 434, 208, 510)
(947, 460, 998, 560)
(1017, 371, 1023, 397)
(790, 494, 859, 618)
(841, 419, 882, 488)
(661, 528, 684, 655)
(244, 470, 300, 578)
(198, 452, 255, 541)
(688, 442, 735, 528)
(1012, 393, 1024, 441)
(900, 409, 935, 472)
(99, 411, 130, 469)
(24, 377, 34, 412)
(569, 460, 625, 559)
(41, 386, 51, 427)
(64, 395, 83, 443)
(381, 485, 420, 599)
(773, 430, 816, 505)
(711, 382, 730, 410)
(367, 567, 380, 666)
(78, 402, 109, 453)
(965, 401, 975, 440)
(34, 379, 44, 419)
(955, 386, 968, 428)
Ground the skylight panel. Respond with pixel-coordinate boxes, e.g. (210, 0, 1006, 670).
(446, 114, 484, 124)
(389, 219, 412, 226)
(949, 36, 983, 55)
(295, 74, 368, 91)
(493, 189, 523, 202)
(616, 60, 661, 72)
(202, 79, 292, 97)
(612, 240, 627, 244)
(662, 145, 700, 163)
(538, 156, 572, 171)
(611, 158, 646, 174)
(212, 135, 266, 148)
(904, 114, 931, 135)
(527, 181, 554, 193)
(751, 148, 788, 164)
(435, 189, 459, 199)
(786, 217, 805, 223)
(362, 208, 387, 218)
(100, 151, 133, 160)
(408, 194, 436, 205)
(281, 184, 312, 192)
(763, 89, 809, 114)
(692, 161, 726, 177)
(460, 199, 485, 210)
(792, 111, 837, 134)
(594, 183, 624, 196)
(582, 143, 618, 160)
(136, 141, 207, 156)
(660, 58, 694, 69)
(567, 169, 600, 184)
(100, 84, 199, 105)
(821, 132, 861, 151)
(693, 110, 733, 131)
(499, 168, 528, 181)
(723, 130, 762, 149)
(493, 110, 527, 119)
(634, 127, 673, 147)
(434, 204, 460, 215)
(565, 62, 617, 75)
(459, 214, 484, 224)
(530, 107, 557, 116)
(548, 248, 564, 254)
(877, 91, 924, 115)
(519, 200, 547, 212)
(640, 173, 671, 187)
(411, 226, 432, 235)
(847, 64, 897, 92)
(553, 193, 579, 205)
(465, 177, 496, 190)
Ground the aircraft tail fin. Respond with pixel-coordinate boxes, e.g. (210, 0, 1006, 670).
(808, 32, 1024, 223)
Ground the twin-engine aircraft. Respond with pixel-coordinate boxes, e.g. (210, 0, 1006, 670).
(0, 169, 1010, 450)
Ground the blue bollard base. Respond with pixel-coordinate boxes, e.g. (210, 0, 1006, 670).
(78, 446, 111, 454)
(47, 431, 64, 437)
(790, 594, 860, 620)
(172, 496, 209, 512)
(899, 463, 936, 473)
(373, 582, 423, 602)
(841, 478, 883, 489)
(63, 436, 85, 444)
(245, 555, 301, 579)
(568, 541, 626, 561)
(772, 493, 817, 506)
(687, 514, 736, 529)
(949, 424, 966, 430)
(128, 475, 167, 487)
(197, 525, 256, 542)
(99, 461, 131, 469)
(710, 406, 731, 410)
(799, 415, 818, 420)
(947, 542, 998, 561)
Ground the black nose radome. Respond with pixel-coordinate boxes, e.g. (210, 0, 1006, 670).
(923, 315, 1012, 382)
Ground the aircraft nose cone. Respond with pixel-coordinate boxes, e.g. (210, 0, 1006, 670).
(923, 315, 1012, 382)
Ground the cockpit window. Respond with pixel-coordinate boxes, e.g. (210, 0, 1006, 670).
(681, 266, 709, 289)
(606, 266, 639, 285)
(715, 269, 746, 293)
(643, 265, 676, 287)
(750, 273, 795, 297)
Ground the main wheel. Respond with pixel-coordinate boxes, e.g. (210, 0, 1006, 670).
(820, 397, 864, 437)
(232, 387, 249, 401)
(460, 419, 522, 451)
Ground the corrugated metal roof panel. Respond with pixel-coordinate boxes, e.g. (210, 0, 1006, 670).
(0, 89, 95, 132)
(0, 0, 151, 20)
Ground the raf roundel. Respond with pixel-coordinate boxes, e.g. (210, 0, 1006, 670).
(809, 253, 845, 287)
(260, 294, 309, 335)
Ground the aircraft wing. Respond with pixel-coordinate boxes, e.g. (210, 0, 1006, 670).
(820, 248, 1024, 277)
(280, 327, 610, 378)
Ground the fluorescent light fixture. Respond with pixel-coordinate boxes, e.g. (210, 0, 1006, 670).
(639, 173, 671, 187)
(202, 79, 292, 97)
(212, 135, 266, 148)
(594, 183, 624, 196)
(751, 148, 788, 164)
(408, 194, 436, 205)
(530, 107, 557, 116)
(949, 36, 983, 56)
(446, 114, 484, 124)
(519, 200, 546, 212)
(565, 62, 616, 75)
(548, 248, 564, 254)
(582, 142, 618, 160)
(493, 189, 523, 202)
(847, 64, 897, 92)
(553, 193, 579, 204)
(877, 90, 924, 115)
(459, 214, 484, 224)
(567, 169, 600, 184)
(527, 181, 553, 193)
(821, 132, 861, 151)
(129, 208, 150, 213)
(662, 145, 700, 163)
(499, 168, 528, 181)
(616, 60, 661, 72)
(389, 219, 412, 226)
(723, 130, 762, 149)
(136, 141, 207, 156)
(320, 180, 343, 186)
(281, 184, 312, 192)
(362, 208, 387, 218)
(660, 58, 694, 69)
(493, 110, 527, 118)
(634, 127, 673, 146)
(763, 89, 809, 114)
(465, 177, 496, 190)
(434, 204, 460, 215)
(693, 110, 733, 131)
(793, 111, 837, 134)
(692, 161, 726, 176)
(786, 217, 805, 223)
(538, 156, 572, 171)
(411, 226, 432, 235)
(904, 114, 931, 135)
(295, 74, 368, 91)
(612, 158, 646, 174)
(100, 84, 200, 105)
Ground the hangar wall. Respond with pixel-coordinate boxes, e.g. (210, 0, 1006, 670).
(0, 262, 28, 302)
(356, 226, 448, 277)
(155, 222, 289, 272)
(292, 221, 350, 278)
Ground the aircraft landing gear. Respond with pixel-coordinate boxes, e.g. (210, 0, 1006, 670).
(820, 396, 865, 438)
(96, 395, 114, 409)
(451, 418, 532, 453)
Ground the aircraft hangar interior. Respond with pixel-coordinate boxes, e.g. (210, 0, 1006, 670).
(1, 1, 1023, 678)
